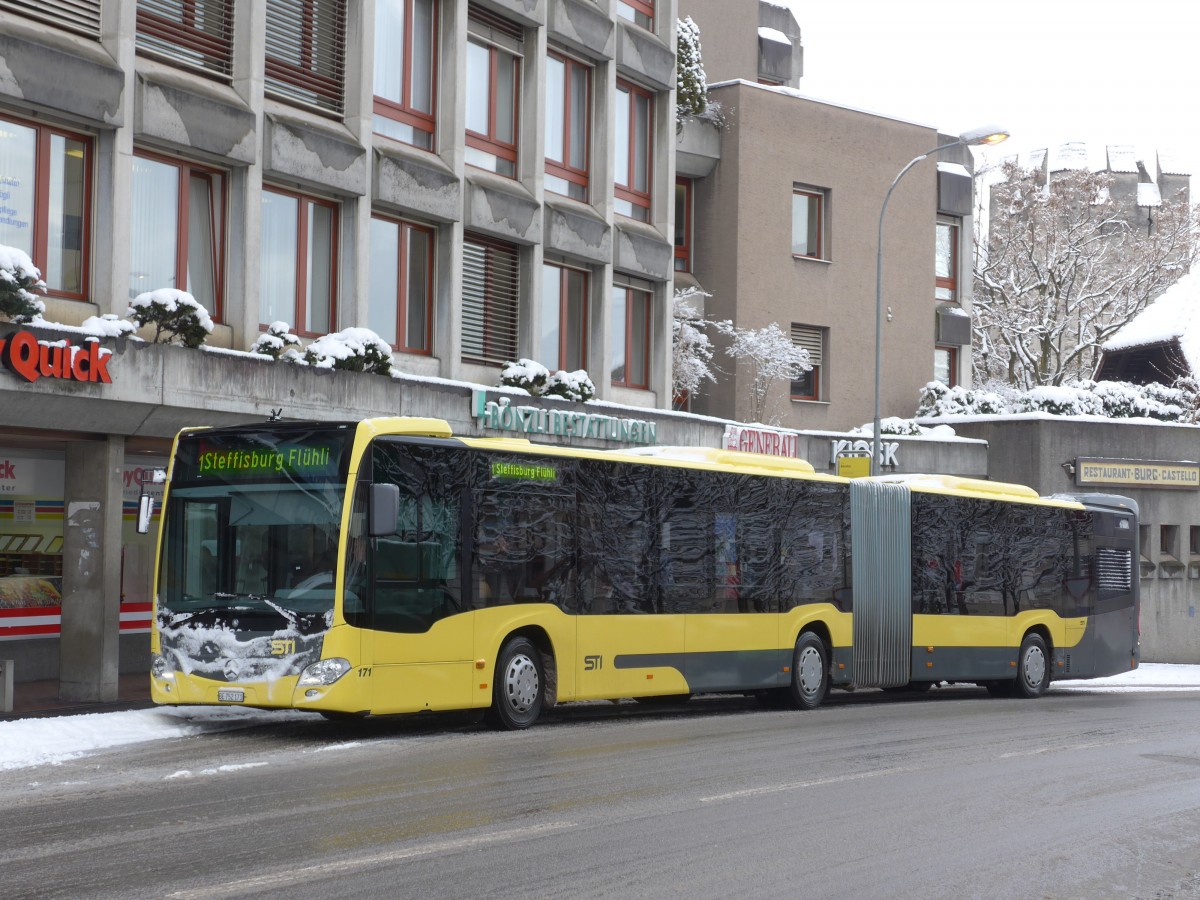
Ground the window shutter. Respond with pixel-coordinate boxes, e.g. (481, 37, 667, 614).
(136, 0, 234, 80)
(0, 0, 102, 37)
(791, 324, 823, 366)
(264, 0, 346, 115)
(462, 236, 520, 366)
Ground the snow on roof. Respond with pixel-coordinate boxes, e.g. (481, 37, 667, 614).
(758, 26, 792, 45)
(1106, 145, 1138, 173)
(1028, 148, 1047, 170)
(1158, 150, 1190, 176)
(1103, 271, 1200, 372)
(1049, 142, 1088, 171)
(1137, 181, 1163, 207)
(936, 161, 971, 179)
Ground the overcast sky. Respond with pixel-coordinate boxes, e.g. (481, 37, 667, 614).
(777, 0, 1200, 181)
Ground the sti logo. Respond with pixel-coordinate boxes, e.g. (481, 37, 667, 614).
(0, 331, 113, 384)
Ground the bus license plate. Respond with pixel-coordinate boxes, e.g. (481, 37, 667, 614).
(217, 689, 244, 703)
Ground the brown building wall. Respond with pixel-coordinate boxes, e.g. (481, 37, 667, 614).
(692, 81, 942, 431)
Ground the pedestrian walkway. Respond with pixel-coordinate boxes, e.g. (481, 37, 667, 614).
(1, 672, 153, 721)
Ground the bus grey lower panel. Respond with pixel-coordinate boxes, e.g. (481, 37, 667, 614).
(851, 481, 912, 688)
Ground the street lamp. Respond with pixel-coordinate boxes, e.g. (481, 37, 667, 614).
(870, 125, 1010, 476)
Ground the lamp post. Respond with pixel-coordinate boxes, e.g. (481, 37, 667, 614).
(871, 125, 1010, 476)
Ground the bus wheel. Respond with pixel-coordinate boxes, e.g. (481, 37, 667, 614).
(788, 632, 829, 710)
(486, 637, 544, 730)
(1016, 633, 1050, 698)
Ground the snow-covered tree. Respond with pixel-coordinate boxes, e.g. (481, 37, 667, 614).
(128, 289, 213, 348)
(0, 245, 46, 323)
(720, 321, 810, 425)
(974, 160, 1199, 388)
(671, 287, 728, 403)
(675, 16, 707, 126)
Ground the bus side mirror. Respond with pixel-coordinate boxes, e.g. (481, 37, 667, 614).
(136, 494, 154, 535)
(370, 483, 400, 537)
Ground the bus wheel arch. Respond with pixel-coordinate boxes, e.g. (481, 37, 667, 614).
(788, 630, 831, 710)
(485, 627, 556, 730)
(1016, 628, 1052, 698)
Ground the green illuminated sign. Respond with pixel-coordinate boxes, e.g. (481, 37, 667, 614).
(178, 432, 347, 483)
(491, 461, 558, 482)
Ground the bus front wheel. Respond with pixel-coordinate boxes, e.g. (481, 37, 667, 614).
(788, 632, 829, 710)
(486, 637, 545, 730)
(1016, 633, 1050, 698)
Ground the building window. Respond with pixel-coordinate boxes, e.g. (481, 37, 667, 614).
(1, 0, 101, 37)
(674, 178, 693, 272)
(264, 0, 347, 115)
(615, 80, 652, 222)
(544, 51, 590, 201)
(465, 10, 522, 179)
(934, 345, 957, 387)
(790, 324, 824, 400)
(792, 187, 825, 259)
(369, 215, 433, 353)
(260, 187, 337, 336)
(372, 0, 436, 150)
(540, 262, 588, 372)
(136, 0, 235, 79)
(936, 217, 960, 301)
(130, 152, 226, 319)
(611, 281, 651, 389)
(462, 233, 519, 366)
(0, 114, 90, 299)
(616, 0, 653, 30)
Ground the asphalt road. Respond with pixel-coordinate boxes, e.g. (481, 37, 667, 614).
(3, 685, 1199, 900)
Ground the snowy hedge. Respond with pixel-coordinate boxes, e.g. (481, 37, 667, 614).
(918, 379, 1193, 422)
(250, 321, 302, 359)
(284, 327, 395, 375)
(500, 358, 596, 402)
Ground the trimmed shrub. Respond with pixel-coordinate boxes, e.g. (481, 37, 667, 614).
(128, 289, 214, 348)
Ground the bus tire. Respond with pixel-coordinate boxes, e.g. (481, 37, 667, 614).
(1016, 633, 1050, 698)
(788, 632, 829, 710)
(486, 637, 544, 730)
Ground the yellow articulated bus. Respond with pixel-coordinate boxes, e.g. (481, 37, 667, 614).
(148, 416, 1139, 728)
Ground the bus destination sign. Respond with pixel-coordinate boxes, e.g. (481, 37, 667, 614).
(180, 434, 346, 482)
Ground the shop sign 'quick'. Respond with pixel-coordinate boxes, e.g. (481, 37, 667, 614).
(0, 331, 114, 384)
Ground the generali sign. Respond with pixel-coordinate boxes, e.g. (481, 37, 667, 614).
(0, 331, 113, 384)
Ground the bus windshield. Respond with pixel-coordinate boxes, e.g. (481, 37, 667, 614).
(157, 426, 353, 633)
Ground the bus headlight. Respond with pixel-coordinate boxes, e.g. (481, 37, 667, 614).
(298, 658, 352, 686)
(152, 653, 173, 679)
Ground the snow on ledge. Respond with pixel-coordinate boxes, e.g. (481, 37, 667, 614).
(758, 26, 791, 45)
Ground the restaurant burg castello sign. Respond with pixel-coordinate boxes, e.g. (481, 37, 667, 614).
(0, 330, 114, 384)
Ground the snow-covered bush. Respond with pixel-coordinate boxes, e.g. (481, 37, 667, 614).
(80, 313, 136, 338)
(499, 358, 595, 402)
(128, 289, 213, 348)
(500, 358, 550, 395)
(250, 321, 302, 359)
(0, 244, 46, 323)
(284, 327, 394, 375)
(918, 379, 1194, 422)
(544, 369, 595, 402)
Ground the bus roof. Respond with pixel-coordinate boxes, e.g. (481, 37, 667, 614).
(874, 474, 1083, 508)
